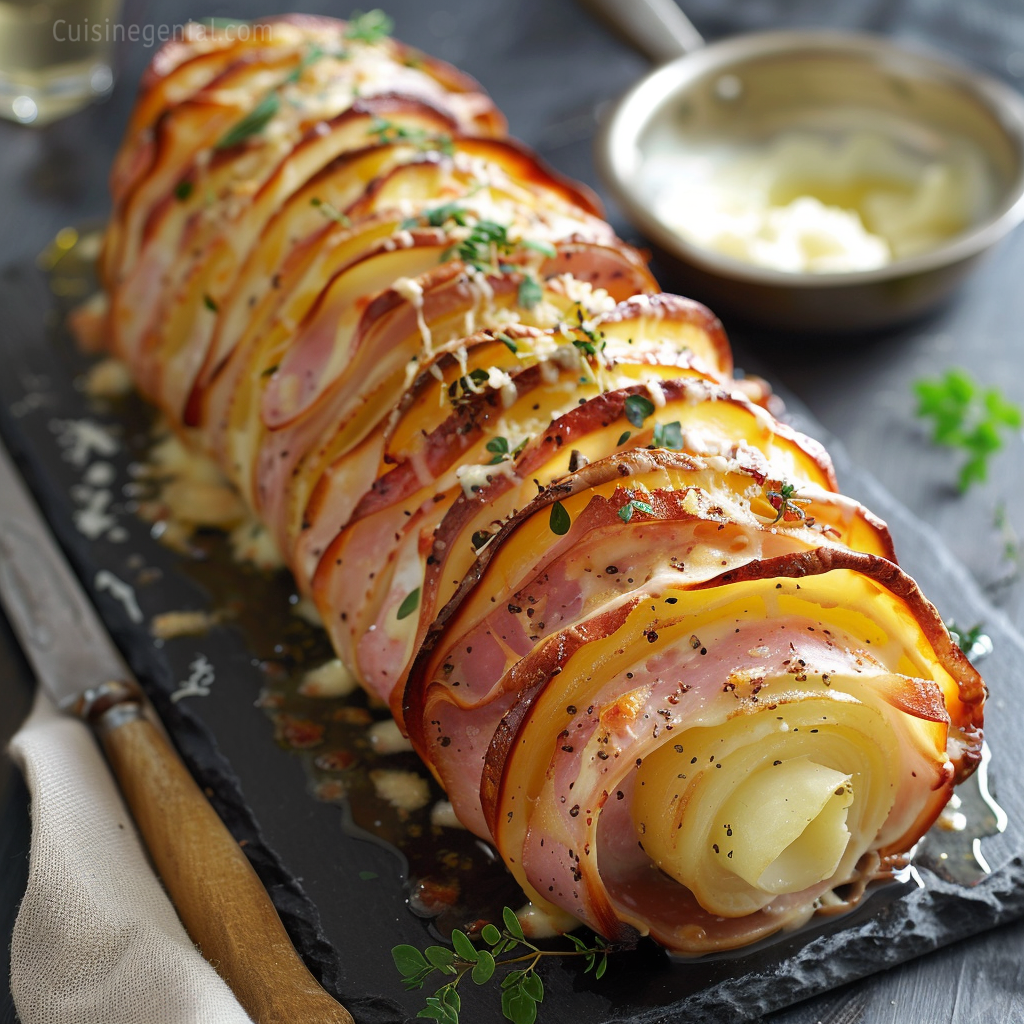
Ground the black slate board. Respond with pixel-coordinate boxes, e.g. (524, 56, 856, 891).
(2, 242, 1024, 1024)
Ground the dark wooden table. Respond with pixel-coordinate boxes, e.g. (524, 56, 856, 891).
(2, 1, 1023, 1022)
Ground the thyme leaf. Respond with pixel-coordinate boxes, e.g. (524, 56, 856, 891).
(623, 394, 655, 429)
(549, 501, 571, 536)
(651, 420, 683, 450)
(396, 587, 420, 620)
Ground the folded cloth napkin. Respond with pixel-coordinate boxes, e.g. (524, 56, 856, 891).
(8, 688, 252, 1024)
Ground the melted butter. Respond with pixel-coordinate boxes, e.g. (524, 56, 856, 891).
(644, 130, 995, 273)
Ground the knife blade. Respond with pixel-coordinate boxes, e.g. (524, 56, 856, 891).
(0, 434, 353, 1024)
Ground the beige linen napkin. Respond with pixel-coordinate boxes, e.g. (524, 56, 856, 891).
(8, 688, 253, 1024)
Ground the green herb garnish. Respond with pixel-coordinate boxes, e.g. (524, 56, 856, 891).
(216, 91, 280, 149)
(442, 219, 513, 274)
(616, 430, 631, 446)
(913, 369, 1022, 491)
(651, 420, 683, 450)
(517, 274, 543, 310)
(174, 179, 193, 201)
(203, 294, 219, 313)
(623, 394, 655, 429)
(947, 620, 985, 654)
(549, 501, 571, 535)
(345, 8, 394, 43)
(618, 498, 654, 523)
(766, 481, 810, 524)
(368, 116, 453, 155)
(286, 44, 326, 83)
(448, 368, 490, 407)
(521, 238, 557, 259)
(572, 329, 604, 358)
(396, 587, 420, 620)
(486, 436, 510, 465)
(497, 333, 519, 355)
(310, 196, 351, 226)
(486, 435, 528, 465)
(393, 906, 613, 1024)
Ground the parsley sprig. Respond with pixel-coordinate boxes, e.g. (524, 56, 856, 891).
(914, 369, 1022, 491)
(392, 907, 612, 1024)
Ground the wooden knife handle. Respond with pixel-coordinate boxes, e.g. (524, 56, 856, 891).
(88, 692, 353, 1024)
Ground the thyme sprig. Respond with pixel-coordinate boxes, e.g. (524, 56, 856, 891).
(913, 369, 1022, 491)
(392, 907, 613, 1024)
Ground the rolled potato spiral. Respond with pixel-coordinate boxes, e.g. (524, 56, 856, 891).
(86, 15, 984, 955)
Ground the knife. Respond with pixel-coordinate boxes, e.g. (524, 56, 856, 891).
(0, 434, 353, 1024)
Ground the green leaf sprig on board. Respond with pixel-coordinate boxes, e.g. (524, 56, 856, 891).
(392, 907, 614, 1024)
(913, 369, 1022, 491)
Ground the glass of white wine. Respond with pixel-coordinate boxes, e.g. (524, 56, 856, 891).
(0, 0, 121, 125)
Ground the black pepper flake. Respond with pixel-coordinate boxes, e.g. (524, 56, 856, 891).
(566, 704, 577, 714)
(713, 843, 720, 854)
(439, 737, 451, 747)
(616, 791, 624, 800)
(569, 805, 580, 817)
(647, 631, 658, 643)
(605, 565, 619, 575)
(689, 634, 701, 649)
